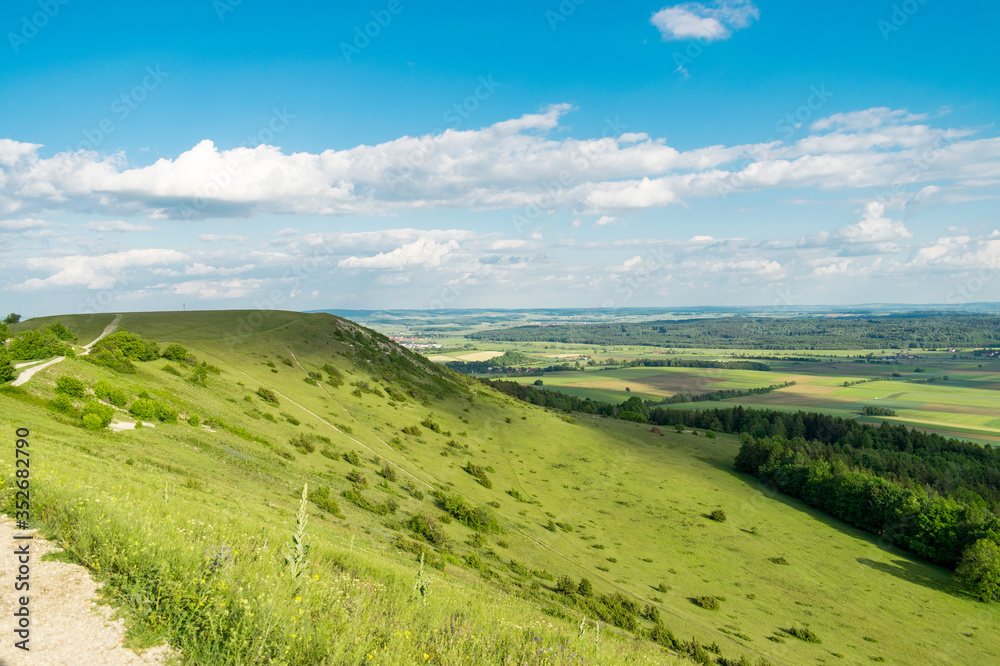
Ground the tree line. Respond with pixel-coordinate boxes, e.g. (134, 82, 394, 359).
(470, 314, 1000, 350)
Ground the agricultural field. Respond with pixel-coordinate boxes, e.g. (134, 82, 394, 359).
(405, 333, 1000, 447)
(3, 310, 998, 664)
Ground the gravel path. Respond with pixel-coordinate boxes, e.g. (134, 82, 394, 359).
(0, 517, 173, 665)
(10, 315, 121, 388)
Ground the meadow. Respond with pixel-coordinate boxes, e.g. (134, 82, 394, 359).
(1, 310, 998, 664)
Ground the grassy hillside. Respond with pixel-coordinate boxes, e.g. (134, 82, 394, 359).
(2, 310, 998, 665)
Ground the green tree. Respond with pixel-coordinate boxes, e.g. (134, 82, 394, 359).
(956, 539, 1000, 602)
(3, 313, 21, 324)
(0, 348, 15, 383)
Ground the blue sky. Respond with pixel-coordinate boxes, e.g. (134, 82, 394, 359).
(2, 0, 999, 316)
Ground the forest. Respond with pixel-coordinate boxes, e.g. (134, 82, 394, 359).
(470, 314, 1000, 349)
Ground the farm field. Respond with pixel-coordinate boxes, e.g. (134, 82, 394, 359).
(3, 310, 999, 664)
(456, 346, 1000, 446)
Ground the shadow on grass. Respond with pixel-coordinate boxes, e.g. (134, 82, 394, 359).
(856, 557, 961, 597)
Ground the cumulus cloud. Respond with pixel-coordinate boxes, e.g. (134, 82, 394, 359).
(837, 201, 912, 244)
(82, 220, 155, 232)
(171, 278, 270, 300)
(0, 218, 51, 231)
(593, 215, 619, 227)
(0, 105, 997, 223)
(651, 1, 759, 41)
(338, 238, 459, 270)
(18, 248, 188, 290)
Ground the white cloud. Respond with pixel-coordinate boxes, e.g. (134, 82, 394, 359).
(593, 215, 620, 227)
(0, 105, 997, 222)
(150, 263, 256, 277)
(338, 238, 459, 270)
(171, 278, 269, 299)
(837, 201, 912, 244)
(83, 220, 155, 232)
(18, 248, 188, 290)
(0, 218, 50, 231)
(651, 1, 759, 41)
(198, 234, 248, 243)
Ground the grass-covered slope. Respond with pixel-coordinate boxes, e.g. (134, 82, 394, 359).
(2, 310, 998, 665)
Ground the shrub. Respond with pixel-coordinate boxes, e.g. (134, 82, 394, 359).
(188, 414, 201, 427)
(342, 451, 361, 466)
(281, 412, 301, 425)
(421, 417, 444, 433)
(347, 470, 368, 487)
(154, 401, 178, 423)
(709, 509, 727, 522)
(47, 322, 77, 340)
(769, 557, 790, 565)
(401, 425, 422, 436)
(93, 330, 160, 361)
(308, 485, 342, 517)
(577, 578, 594, 597)
(435, 492, 500, 533)
(256, 387, 280, 406)
(160, 343, 189, 361)
(50, 395, 75, 413)
(379, 464, 397, 482)
(8, 328, 71, 360)
(94, 380, 129, 406)
(555, 575, 577, 595)
(694, 596, 720, 611)
(129, 398, 158, 421)
(162, 364, 182, 377)
(86, 346, 136, 373)
(462, 461, 493, 489)
(506, 489, 529, 503)
(341, 489, 391, 515)
(55, 376, 87, 397)
(407, 514, 449, 547)
(705, 430, 717, 439)
(81, 401, 115, 429)
(289, 433, 316, 454)
(787, 626, 821, 643)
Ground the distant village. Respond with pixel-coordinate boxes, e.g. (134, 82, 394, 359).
(389, 336, 442, 350)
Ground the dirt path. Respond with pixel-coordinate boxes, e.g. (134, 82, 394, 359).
(0, 516, 173, 666)
(10, 315, 122, 388)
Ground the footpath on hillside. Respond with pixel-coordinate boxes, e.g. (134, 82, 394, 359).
(0, 516, 173, 665)
(12, 315, 121, 388)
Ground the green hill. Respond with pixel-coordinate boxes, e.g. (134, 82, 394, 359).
(2, 310, 998, 665)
